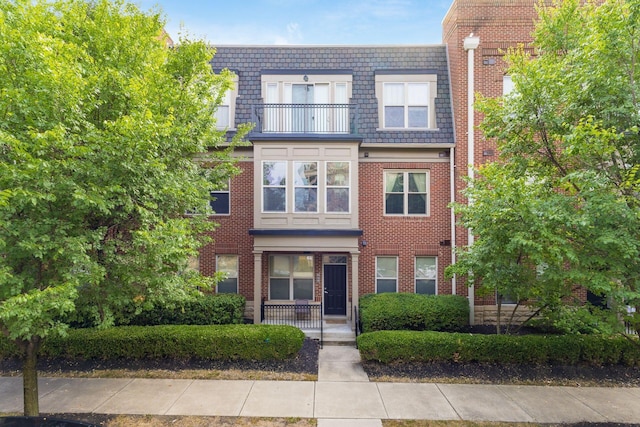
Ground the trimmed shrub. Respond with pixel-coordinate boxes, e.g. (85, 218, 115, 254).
(1, 324, 305, 361)
(357, 330, 640, 366)
(359, 293, 469, 333)
(127, 293, 246, 326)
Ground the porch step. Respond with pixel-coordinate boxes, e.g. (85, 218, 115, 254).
(302, 321, 356, 346)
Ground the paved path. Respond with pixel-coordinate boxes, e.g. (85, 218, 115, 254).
(1, 346, 640, 426)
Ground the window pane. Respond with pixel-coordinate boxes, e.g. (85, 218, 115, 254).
(293, 255, 314, 276)
(215, 106, 229, 128)
(218, 278, 238, 294)
(295, 188, 317, 212)
(263, 162, 286, 185)
(210, 192, 229, 214)
(264, 188, 286, 211)
(270, 278, 290, 299)
(385, 194, 404, 214)
(416, 279, 436, 295)
(376, 257, 397, 278)
(385, 106, 404, 127)
(294, 162, 318, 186)
(217, 255, 238, 277)
(416, 257, 436, 279)
(270, 256, 290, 277)
(377, 279, 397, 293)
(408, 194, 426, 214)
(327, 188, 349, 212)
(327, 162, 349, 186)
(408, 83, 429, 104)
(293, 278, 313, 300)
(408, 106, 427, 128)
(384, 83, 404, 104)
(408, 173, 426, 192)
(335, 83, 347, 103)
(385, 172, 404, 192)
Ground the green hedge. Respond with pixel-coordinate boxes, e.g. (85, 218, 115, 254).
(127, 293, 246, 326)
(357, 330, 640, 366)
(1, 324, 305, 361)
(359, 293, 469, 333)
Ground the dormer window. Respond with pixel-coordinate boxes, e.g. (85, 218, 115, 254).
(375, 72, 438, 130)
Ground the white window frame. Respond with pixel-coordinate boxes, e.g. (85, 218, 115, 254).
(375, 73, 437, 131)
(215, 72, 239, 130)
(262, 161, 287, 213)
(216, 255, 238, 294)
(294, 161, 318, 213)
(415, 256, 437, 295)
(210, 180, 230, 216)
(269, 255, 314, 301)
(384, 170, 429, 216)
(325, 161, 350, 213)
(376, 256, 398, 293)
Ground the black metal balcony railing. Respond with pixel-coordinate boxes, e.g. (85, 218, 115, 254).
(252, 104, 359, 135)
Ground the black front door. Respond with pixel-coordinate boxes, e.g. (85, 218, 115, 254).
(324, 264, 347, 315)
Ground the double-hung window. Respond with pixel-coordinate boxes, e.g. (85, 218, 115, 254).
(376, 256, 398, 293)
(263, 161, 287, 212)
(294, 161, 318, 212)
(383, 83, 429, 128)
(326, 161, 350, 212)
(375, 72, 437, 130)
(269, 255, 314, 300)
(415, 257, 437, 295)
(210, 180, 230, 215)
(384, 171, 428, 215)
(216, 255, 238, 293)
(215, 90, 231, 129)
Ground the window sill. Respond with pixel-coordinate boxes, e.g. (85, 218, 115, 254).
(376, 127, 440, 132)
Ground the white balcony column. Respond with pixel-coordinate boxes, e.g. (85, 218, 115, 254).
(350, 253, 360, 330)
(253, 252, 263, 324)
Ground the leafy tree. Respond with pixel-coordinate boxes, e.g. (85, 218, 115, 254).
(0, 0, 249, 415)
(446, 0, 640, 334)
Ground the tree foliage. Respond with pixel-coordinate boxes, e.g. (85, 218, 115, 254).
(447, 0, 640, 334)
(0, 0, 249, 415)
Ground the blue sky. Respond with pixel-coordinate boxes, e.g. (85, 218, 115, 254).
(136, 0, 452, 45)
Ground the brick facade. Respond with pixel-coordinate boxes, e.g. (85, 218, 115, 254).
(200, 1, 584, 323)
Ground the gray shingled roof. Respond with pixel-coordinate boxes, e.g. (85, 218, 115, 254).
(211, 46, 454, 145)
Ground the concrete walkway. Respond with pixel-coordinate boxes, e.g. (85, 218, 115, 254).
(1, 346, 640, 425)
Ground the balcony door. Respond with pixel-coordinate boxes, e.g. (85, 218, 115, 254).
(289, 84, 329, 133)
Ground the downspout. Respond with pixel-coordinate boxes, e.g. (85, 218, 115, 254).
(450, 146, 456, 296)
(464, 33, 480, 326)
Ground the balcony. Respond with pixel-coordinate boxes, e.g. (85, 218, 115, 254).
(251, 104, 359, 136)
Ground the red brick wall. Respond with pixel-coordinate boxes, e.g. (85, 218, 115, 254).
(358, 161, 453, 295)
(199, 161, 255, 299)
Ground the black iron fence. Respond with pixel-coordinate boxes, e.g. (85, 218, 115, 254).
(252, 103, 359, 134)
(261, 300, 323, 345)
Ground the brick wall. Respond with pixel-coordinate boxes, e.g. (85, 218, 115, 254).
(358, 161, 452, 295)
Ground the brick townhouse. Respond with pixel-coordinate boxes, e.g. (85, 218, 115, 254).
(197, 0, 553, 328)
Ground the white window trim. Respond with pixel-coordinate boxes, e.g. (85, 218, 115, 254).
(261, 160, 352, 214)
(325, 161, 351, 214)
(376, 256, 398, 293)
(262, 160, 287, 213)
(210, 179, 230, 216)
(216, 72, 239, 131)
(375, 73, 438, 131)
(383, 170, 430, 217)
(216, 255, 239, 294)
(269, 254, 315, 301)
(415, 256, 437, 295)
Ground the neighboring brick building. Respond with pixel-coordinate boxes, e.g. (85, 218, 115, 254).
(199, 0, 561, 326)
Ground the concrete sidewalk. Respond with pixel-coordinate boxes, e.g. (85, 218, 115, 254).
(1, 346, 639, 425)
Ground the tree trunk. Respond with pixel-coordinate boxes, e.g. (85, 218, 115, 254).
(496, 296, 502, 335)
(22, 338, 40, 416)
